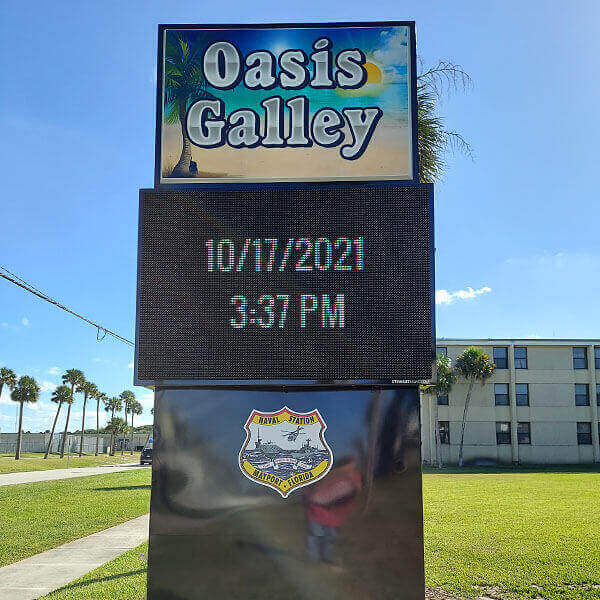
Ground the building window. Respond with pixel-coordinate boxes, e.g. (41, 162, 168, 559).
(597, 384, 600, 407)
(496, 422, 511, 444)
(438, 421, 450, 444)
(437, 394, 449, 406)
(575, 384, 590, 406)
(577, 422, 592, 445)
(514, 346, 528, 369)
(494, 383, 509, 406)
(493, 347, 508, 369)
(517, 422, 531, 444)
(573, 347, 588, 369)
(516, 383, 529, 406)
(436, 346, 447, 357)
(595, 346, 600, 370)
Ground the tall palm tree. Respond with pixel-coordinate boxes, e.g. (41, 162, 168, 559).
(120, 391, 135, 455)
(60, 369, 84, 458)
(455, 347, 495, 467)
(95, 392, 108, 456)
(0, 367, 17, 401)
(11, 376, 40, 459)
(76, 380, 98, 457)
(164, 34, 213, 177)
(420, 353, 457, 467)
(44, 385, 72, 459)
(105, 396, 122, 455)
(129, 400, 143, 455)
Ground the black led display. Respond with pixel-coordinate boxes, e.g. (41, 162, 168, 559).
(135, 184, 433, 381)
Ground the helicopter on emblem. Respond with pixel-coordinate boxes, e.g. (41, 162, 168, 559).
(281, 426, 305, 442)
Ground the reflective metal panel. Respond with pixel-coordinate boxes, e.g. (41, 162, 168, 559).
(148, 387, 424, 599)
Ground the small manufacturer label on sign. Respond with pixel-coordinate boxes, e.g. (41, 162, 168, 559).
(238, 406, 333, 498)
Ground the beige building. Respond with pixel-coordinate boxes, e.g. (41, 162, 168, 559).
(421, 339, 600, 465)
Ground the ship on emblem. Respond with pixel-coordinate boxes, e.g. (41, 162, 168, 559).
(239, 407, 333, 498)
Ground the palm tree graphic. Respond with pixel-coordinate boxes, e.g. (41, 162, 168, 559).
(164, 34, 215, 178)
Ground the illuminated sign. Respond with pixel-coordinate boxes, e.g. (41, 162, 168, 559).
(135, 183, 433, 382)
(156, 22, 417, 184)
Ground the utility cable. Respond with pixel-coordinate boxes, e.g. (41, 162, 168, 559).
(0, 265, 134, 346)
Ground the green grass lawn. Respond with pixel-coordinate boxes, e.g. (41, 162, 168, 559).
(0, 468, 150, 567)
(37, 467, 600, 600)
(42, 542, 149, 600)
(0, 452, 140, 474)
(423, 467, 600, 599)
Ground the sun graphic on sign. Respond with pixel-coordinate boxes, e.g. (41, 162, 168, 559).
(364, 61, 383, 84)
(336, 57, 387, 97)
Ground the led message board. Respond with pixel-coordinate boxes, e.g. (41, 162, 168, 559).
(156, 22, 417, 185)
(135, 183, 433, 382)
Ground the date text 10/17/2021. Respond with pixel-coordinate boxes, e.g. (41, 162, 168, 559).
(205, 237, 363, 273)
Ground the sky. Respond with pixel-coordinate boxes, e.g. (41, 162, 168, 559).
(1, 0, 599, 433)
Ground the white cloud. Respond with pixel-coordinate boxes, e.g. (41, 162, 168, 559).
(436, 286, 492, 305)
(47, 366, 61, 376)
(21, 317, 30, 326)
(373, 28, 408, 83)
(504, 251, 600, 270)
(373, 28, 408, 64)
(138, 391, 154, 409)
(92, 357, 102, 363)
(40, 381, 57, 393)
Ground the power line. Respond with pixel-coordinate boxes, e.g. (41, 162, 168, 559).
(0, 265, 134, 346)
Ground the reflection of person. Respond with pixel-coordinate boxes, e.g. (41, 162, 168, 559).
(189, 159, 198, 175)
(302, 457, 362, 566)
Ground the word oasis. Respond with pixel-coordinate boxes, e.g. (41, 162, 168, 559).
(186, 39, 382, 159)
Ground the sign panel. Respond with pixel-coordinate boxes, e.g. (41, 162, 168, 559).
(156, 22, 417, 185)
(135, 183, 433, 382)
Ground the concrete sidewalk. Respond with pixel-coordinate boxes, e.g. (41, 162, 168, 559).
(0, 513, 150, 600)
(0, 463, 146, 487)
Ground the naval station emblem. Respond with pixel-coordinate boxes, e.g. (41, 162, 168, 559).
(239, 407, 333, 498)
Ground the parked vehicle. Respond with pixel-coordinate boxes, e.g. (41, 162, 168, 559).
(140, 445, 153, 465)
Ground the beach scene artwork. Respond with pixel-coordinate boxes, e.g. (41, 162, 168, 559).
(159, 24, 414, 183)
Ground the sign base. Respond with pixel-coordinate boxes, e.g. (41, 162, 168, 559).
(147, 386, 424, 599)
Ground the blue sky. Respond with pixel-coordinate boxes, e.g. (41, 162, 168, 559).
(1, 1, 599, 432)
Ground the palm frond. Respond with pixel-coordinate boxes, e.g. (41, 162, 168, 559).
(417, 76, 474, 183)
(417, 59, 472, 99)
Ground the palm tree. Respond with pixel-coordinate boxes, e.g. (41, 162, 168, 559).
(420, 353, 457, 467)
(120, 391, 135, 455)
(129, 400, 143, 455)
(105, 396, 122, 455)
(164, 34, 213, 177)
(95, 392, 107, 456)
(44, 385, 72, 459)
(11, 376, 40, 459)
(0, 367, 17, 401)
(76, 380, 98, 457)
(105, 417, 128, 449)
(455, 347, 495, 467)
(60, 369, 84, 458)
